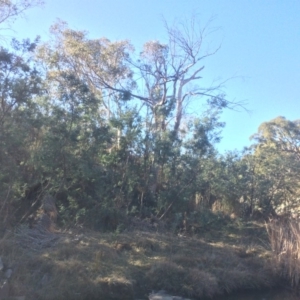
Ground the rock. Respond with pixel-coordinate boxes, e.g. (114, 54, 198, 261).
(149, 294, 171, 300)
(148, 290, 191, 300)
(0, 257, 3, 271)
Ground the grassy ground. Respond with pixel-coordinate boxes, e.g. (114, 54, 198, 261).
(0, 218, 285, 300)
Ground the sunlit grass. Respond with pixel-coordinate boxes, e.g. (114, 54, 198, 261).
(0, 220, 278, 299)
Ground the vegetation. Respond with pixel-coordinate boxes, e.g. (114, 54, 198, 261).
(267, 218, 300, 289)
(0, 219, 276, 300)
(0, 3, 300, 299)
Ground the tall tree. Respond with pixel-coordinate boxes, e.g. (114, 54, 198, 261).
(35, 19, 235, 220)
(37, 21, 134, 122)
(134, 19, 222, 135)
(248, 117, 300, 216)
(0, 39, 41, 225)
(37, 18, 240, 137)
(252, 116, 300, 160)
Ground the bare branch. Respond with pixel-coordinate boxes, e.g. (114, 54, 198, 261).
(0, 0, 43, 27)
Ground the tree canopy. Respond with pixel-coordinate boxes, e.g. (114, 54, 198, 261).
(0, 15, 299, 231)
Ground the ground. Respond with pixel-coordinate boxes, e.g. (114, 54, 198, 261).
(0, 217, 296, 300)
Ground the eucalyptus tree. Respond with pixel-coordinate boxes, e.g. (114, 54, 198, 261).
(36, 18, 239, 136)
(248, 117, 300, 216)
(133, 20, 225, 135)
(37, 21, 134, 121)
(0, 39, 41, 225)
(252, 116, 300, 161)
(0, 39, 40, 125)
(34, 16, 247, 223)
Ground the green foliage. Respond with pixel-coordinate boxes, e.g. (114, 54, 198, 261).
(2, 16, 300, 232)
(247, 117, 300, 216)
(0, 40, 42, 227)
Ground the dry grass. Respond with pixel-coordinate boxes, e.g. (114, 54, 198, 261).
(145, 235, 273, 299)
(0, 220, 278, 300)
(267, 218, 300, 289)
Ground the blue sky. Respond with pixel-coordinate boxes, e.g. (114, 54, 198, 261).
(4, 0, 300, 153)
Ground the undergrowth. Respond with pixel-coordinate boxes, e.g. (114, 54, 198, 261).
(267, 217, 300, 290)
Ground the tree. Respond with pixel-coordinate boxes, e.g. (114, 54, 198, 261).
(37, 18, 242, 137)
(34, 19, 233, 218)
(1, 14, 251, 229)
(252, 116, 300, 160)
(248, 117, 300, 216)
(0, 39, 41, 226)
(0, 38, 40, 126)
(37, 21, 134, 122)
(134, 19, 222, 135)
(0, 0, 43, 26)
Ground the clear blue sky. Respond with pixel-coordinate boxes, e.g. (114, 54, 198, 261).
(4, 0, 300, 153)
